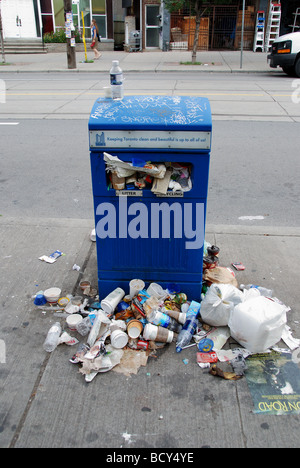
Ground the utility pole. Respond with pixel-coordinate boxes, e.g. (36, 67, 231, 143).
(240, 0, 245, 69)
(0, 0, 6, 63)
(64, 0, 76, 69)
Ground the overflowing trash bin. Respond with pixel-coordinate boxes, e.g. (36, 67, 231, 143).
(32, 94, 300, 412)
(88, 95, 212, 300)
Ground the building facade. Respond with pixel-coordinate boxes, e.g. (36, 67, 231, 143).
(0, 0, 114, 40)
(0, 0, 299, 50)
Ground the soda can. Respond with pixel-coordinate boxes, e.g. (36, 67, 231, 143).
(137, 340, 149, 351)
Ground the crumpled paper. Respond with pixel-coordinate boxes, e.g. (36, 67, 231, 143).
(112, 348, 149, 377)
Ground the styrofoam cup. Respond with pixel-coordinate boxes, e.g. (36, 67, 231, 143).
(101, 287, 125, 314)
(66, 314, 83, 331)
(111, 329, 128, 349)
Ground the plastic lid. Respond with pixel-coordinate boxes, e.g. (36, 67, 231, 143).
(100, 299, 113, 314)
(111, 330, 128, 349)
(197, 338, 214, 353)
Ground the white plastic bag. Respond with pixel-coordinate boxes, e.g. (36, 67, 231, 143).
(228, 296, 288, 353)
(201, 284, 243, 326)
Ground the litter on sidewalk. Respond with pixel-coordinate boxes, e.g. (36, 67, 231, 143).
(34, 240, 300, 410)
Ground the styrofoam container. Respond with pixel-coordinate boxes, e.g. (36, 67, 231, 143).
(44, 287, 61, 304)
(66, 314, 83, 331)
(111, 329, 128, 349)
(228, 296, 288, 353)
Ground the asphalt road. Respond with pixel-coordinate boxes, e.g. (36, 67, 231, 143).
(1, 71, 299, 226)
(0, 117, 299, 226)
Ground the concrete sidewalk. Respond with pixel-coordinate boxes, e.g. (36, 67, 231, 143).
(0, 215, 300, 448)
(0, 49, 276, 74)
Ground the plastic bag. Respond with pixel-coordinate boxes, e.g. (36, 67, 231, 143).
(200, 283, 243, 326)
(228, 296, 288, 353)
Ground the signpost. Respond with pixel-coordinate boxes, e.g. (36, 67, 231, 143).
(81, 10, 88, 63)
(240, 0, 246, 69)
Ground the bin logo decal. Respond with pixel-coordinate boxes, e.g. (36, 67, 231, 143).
(95, 132, 106, 147)
(95, 196, 204, 250)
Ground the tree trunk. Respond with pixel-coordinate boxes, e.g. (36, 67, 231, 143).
(191, 1, 206, 64)
(192, 16, 201, 63)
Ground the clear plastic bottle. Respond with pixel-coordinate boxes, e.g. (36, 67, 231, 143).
(175, 300, 201, 353)
(147, 310, 182, 333)
(43, 322, 62, 353)
(175, 315, 198, 352)
(110, 60, 124, 100)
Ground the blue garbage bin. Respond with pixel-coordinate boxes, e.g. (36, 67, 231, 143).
(89, 95, 211, 300)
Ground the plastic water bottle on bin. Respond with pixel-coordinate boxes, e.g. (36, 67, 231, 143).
(176, 301, 201, 353)
(110, 60, 124, 100)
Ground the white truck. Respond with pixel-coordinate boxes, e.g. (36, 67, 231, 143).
(268, 31, 300, 77)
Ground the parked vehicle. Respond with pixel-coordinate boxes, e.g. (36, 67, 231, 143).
(268, 31, 300, 77)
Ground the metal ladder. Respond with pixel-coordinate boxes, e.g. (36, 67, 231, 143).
(290, 8, 300, 32)
(253, 11, 265, 52)
(264, 1, 281, 52)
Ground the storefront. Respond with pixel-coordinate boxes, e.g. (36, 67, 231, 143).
(0, 0, 112, 40)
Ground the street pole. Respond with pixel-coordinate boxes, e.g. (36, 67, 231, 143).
(240, 0, 245, 69)
(0, 0, 6, 63)
(64, 0, 76, 69)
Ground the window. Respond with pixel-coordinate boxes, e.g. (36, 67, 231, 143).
(53, 0, 65, 28)
(40, 0, 52, 14)
(92, 0, 105, 15)
(145, 4, 160, 48)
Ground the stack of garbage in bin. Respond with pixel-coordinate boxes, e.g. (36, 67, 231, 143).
(37, 241, 300, 383)
(104, 152, 192, 195)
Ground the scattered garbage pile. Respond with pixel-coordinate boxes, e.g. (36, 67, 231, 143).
(35, 241, 300, 384)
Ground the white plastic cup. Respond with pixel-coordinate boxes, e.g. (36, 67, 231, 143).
(146, 282, 165, 299)
(101, 287, 125, 315)
(129, 279, 145, 298)
(143, 323, 174, 343)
